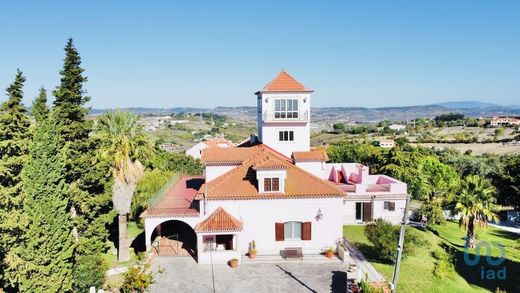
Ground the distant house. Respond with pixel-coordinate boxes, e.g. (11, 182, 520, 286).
(141, 71, 407, 265)
(379, 139, 395, 148)
(490, 116, 520, 126)
(389, 124, 406, 132)
(185, 138, 234, 159)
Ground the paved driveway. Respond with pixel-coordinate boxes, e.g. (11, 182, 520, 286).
(150, 257, 349, 293)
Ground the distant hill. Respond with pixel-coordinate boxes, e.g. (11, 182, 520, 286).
(89, 107, 210, 116)
(89, 103, 520, 123)
(436, 101, 499, 109)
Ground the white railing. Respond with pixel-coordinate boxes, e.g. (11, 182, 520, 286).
(263, 110, 309, 122)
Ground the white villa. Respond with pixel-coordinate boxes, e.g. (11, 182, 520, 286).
(141, 71, 408, 265)
(185, 137, 234, 159)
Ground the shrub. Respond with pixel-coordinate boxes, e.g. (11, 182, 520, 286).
(365, 219, 426, 263)
(419, 203, 446, 225)
(73, 254, 108, 292)
(432, 247, 456, 278)
(121, 253, 153, 293)
(365, 219, 397, 262)
(151, 151, 203, 175)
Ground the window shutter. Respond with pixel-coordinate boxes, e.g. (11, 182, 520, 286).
(302, 222, 312, 240)
(275, 222, 284, 241)
(389, 202, 396, 211)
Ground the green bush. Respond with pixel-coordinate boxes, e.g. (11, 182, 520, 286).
(151, 151, 203, 175)
(121, 253, 153, 292)
(73, 254, 108, 292)
(131, 169, 175, 220)
(419, 203, 446, 225)
(365, 219, 426, 263)
(432, 247, 456, 278)
(365, 219, 397, 262)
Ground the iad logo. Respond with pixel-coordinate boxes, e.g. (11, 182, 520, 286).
(464, 241, 506, 280)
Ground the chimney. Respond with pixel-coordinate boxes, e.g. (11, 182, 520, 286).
(358, 164, 369, 183)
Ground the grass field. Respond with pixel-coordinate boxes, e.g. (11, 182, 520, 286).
(344, 222, 519, 292)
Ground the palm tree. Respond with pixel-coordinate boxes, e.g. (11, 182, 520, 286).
(455, 175, 499, 248)
(96, 111, 154, 261)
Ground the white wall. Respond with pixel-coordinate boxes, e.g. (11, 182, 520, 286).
(205, 165, 238, 181)
(186, 142, 206, 159)
(256, 169, 287, 193)
(261, 125, 310, 157)
(295, 161, 326, 179)
(143, 216, 200, 251)
(202, 197, 344, 255)
(342, 198, 407, 225)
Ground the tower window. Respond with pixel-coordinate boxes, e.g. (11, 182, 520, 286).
(274, 99, 298, 119)
(279, 131, 294, 142)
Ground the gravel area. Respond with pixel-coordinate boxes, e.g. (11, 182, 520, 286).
(150, 257, 349, 293)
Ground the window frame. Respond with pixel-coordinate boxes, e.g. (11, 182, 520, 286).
(263, 177, 280, 192)
(284, 221, 302, 240)
(274, 99, 299, 119)
(278, 130, 294, 142)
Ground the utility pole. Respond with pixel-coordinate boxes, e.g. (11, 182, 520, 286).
(390, 195, 410, 293)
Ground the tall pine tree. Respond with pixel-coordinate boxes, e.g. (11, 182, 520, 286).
(52, 38, 113, 289)
(0, 70, 30, 288)
(32, 87, 49, 123)
(6, 114, 74, 292)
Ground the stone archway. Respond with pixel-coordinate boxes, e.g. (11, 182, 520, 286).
(150, 220, 197, 258)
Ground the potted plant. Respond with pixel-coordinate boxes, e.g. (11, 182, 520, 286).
(322, 246, 335, 258)
(229, 258, 239, 268)
(248, 240, 257, 259)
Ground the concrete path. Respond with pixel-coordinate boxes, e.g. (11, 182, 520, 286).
(343, 240, 385, 282)
(489, 221, 520, 235)
(150, 256, 350, 293)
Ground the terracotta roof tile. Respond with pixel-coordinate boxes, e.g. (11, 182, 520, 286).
(203, 138, 234, 148)
(201, 147, 260, 165)
(141, 176, 203, 218)
(194, 207, 243, 232)
(257, 70, 312, 93)
(197, 144, 343, 200)
(292, 150, 329, 162)
(252, 157, 287, 170)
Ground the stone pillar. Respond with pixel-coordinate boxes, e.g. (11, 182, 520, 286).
(144, 218, 154, 252)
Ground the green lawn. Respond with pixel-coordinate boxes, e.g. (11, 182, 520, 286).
(344, 222, 519, 293)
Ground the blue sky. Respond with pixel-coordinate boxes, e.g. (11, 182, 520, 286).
(1, 1, 519, 109)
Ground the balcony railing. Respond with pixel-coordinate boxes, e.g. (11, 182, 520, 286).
(263, 110, 309, 122)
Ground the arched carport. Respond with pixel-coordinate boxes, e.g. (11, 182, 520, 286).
(150, 220, 197, 257)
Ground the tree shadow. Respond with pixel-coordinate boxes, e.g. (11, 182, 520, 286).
(488, 229, 520, 242)
(276, 265, 317, 293)
(330, 271, 347, 293)
(131, 231, 146, 253)
(107, 214, 119, 251)
(451, 246, 520, 292)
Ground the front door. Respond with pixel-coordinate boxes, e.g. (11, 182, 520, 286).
(355, 202, 363, 222)
(356, 202, 373, 223)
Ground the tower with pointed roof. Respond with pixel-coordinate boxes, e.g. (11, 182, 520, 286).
(255, 71, 313, 157)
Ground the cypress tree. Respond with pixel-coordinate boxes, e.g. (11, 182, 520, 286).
(0, 70, 30, 288)
(52, 38, 112, 289)
(32, 87, 49, 123)
(7, 115, 74, 292)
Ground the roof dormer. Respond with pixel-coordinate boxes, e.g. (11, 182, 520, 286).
(253, 158, 287, 193)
